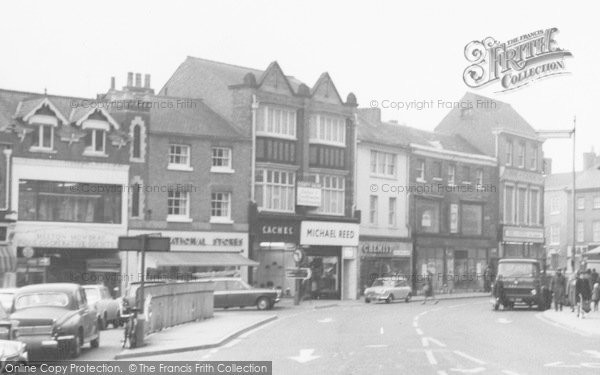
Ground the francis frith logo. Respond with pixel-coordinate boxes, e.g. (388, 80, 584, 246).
(463, 27, 573, 92)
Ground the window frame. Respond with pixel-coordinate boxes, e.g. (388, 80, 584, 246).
(506, 140, 513, 166)
(447, 164, 456, 186)
(504, 183, 516, 224)
(83, 129, 107, 156)
(210, 192, 233, 223)
(254, 168, 296, 213)
(370, 150, 396, 178)
(593, 221, 600, 243)
(308, 174, 345, 216)
(167, 189, 191, 222)
(211, 147, 234, 173)
(577, 196, 585, 210)
(388, 197, 397, 227)
(309, 114, 346, 147)
(168, 144, 193, 171)
(258, 105, 297, 140)
(529, 187, 540, 225)
(369, 195, 378, 225)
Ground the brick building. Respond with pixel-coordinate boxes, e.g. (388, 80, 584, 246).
(436, 93, 546, 272)
(102, 73, 255, 287)
(161, 57, 360, 300)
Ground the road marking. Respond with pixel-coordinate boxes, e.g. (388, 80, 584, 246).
(422, 337, 447, 348)
(416, 328, 424, 335)
(497, 318, 512, 324)
(425, 349, 438, 365)
(453, 351, 486, 365)
(413, 321, 419, 328)
(222, 338, 241, 348)
(365, 344, 388, 348)
(317, 318, 333, 323)
(289, 349, 321, 363)
(449, 367, 485, 373)
(380, 327, 384, 334)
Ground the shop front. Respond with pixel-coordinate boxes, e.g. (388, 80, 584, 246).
(358, 239, 412, 294)
(127, 229, 254, 288)
(299, 220, 359, 300)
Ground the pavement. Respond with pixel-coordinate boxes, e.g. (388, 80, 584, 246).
(541, 308, 600, 336)
(114, 313, 277, 359)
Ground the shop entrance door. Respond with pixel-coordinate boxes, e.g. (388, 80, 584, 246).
(307, 254, 340, 299)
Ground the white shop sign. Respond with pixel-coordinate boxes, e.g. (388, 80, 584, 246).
(15, 224, 124, 249)
(128, 230, 247, 252)
(297, 182, 322, 207)
(300, 221, 359, 247)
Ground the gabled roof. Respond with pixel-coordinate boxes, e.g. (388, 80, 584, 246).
(70, 106, 120, 130)
(257, 61, 296, 95)
(148, 96, 247, 139)
(310, 72, 343, 104)
(17, 97, 70, 124)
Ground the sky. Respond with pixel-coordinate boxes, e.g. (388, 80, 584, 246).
(1, 0, 596, 173)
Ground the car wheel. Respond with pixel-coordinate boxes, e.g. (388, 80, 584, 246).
(405, 293, 411, 303)
(71, 331, 83, 358)
(365, 298, 371, 303)
(385, 295, 394, 304)
(257, 297, 270, 310)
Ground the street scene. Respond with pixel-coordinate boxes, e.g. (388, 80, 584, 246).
(0, 1, 599, 374)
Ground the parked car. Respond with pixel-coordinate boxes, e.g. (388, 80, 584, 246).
(0, 289, 16, 312)
(10, 283, 99, 358)
(0, 304, 28, 371)
(210, 278, 280, 310)
(364, 277, 412, 303)
(83, 285, 120, 330)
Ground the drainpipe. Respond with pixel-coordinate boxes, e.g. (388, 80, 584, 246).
(352, 113, 358, 215)
(251, 95, 259, 202)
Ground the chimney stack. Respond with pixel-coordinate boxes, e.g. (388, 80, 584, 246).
(110, 77, 115, 90)
(127, 72, 133, 87)
(543, 158, 553, 175)
(583, 148, 597, 170)
(135, 73, 142, 87)
(144, 74, 151, 89)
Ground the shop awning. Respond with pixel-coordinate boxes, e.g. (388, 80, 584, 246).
(586, 246, 600, 256)
(0, 245, 16, 273)
(147, 252, 259, 268)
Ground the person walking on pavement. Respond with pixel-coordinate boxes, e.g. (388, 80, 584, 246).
(550, 268, 566, 311)
(575, 271, 592, 319)
(592, 282, 600, 312)
(567, 270, 577, 312)
(591, 268, 599, 286)
(483, 265, 492, 293)
(422, 270, 438, 305)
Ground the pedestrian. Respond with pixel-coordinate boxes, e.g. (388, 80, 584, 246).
(592, 282, 600, 312)
(590, 268, 598, 287)
(575, 271, 592, 319)
(483, 265, 492, 293)
(422, 270, 439, 305)
(567, 271, 577, 312)
(550, 268, 567, 311)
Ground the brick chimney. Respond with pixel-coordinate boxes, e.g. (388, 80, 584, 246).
(358, 108, 381, 124)
(144, 74, 151, 89)
(135, 73, 142, 87)
(583, 148, 597, 170)
(127, 72, 133, 87)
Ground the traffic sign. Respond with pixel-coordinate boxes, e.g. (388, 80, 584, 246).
(286, 267, 312, 280)
(293, 248, 304, 263)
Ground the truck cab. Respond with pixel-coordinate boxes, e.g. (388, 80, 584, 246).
(491, 259, 551, 311)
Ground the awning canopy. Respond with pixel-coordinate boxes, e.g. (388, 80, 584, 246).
(146, 252, 258, 268)
(0, 245, 16, 273)
(586, 246, 600, 256)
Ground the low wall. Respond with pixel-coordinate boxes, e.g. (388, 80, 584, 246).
(136, 281, 214, 334)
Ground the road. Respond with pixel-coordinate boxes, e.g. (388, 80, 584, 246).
(71, 299, 600, 374)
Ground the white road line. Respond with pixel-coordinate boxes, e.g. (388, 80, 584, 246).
(422, 337, 447, 348)
(416, 328, 424, 335)
(413, 321, 419, 328)
(453, 350, 486, 365)
(425, 349, 438, 365)
(222, 338, 241, 348)
(365, 344, 388, 348)
(449, 367, 485, 373)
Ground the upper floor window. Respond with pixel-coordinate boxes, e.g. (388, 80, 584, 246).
(210, 192, 232, 223)
(255, 168, 295, 213)
(258, 106, 296, 139)
(370, 150, 396, 177)
(131, 183, 141, 218)
(168, 144, 192, 171)
(31, 124, 54, 151)
(388, 197, 397, 227)
(462, 166, 470, 183)
(549, 225, 560, 245)
(369, 195, 378, 225)
(84, 129, 106, 155)
(577, 222, 584, 243)
(416, 159, 426, 182)
(506, 140, 513, 166)
(517, 142, 525, 168)
(417, 198, 440, 233)
(593, 196, 600, 209)
(167, 190, 190, 221)
(577, 197, 585, 210)
(211, 147, 233, 173)
(504, 184, 515, 224)
(593, 222, 600, 242)
(310, 114, 346, 146)
(530, 144, 538, 170)
(132, 125, 141, 159)
(517, 187, 527, 224)
(550, 195, 560, 214)
(529, 188, 540, 225)
(475, 169, 484, 186)
(308, 174, 345, 216)
(447, 165, 456, 185)
(433, 162, 442, 179)
(461, 203, 483, 236)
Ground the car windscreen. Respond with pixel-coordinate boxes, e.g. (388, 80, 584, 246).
(498, 263, 539, 278)
(84, 288, 101, 304)
(14, 292, 70, 310)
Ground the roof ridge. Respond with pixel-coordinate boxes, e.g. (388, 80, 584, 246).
(186, 55, 264, 74)
(0, 87, 90, 101)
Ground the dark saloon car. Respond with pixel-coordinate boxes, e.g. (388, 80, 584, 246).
(10, 283, 99, 358)
(211, 278, 281, 310)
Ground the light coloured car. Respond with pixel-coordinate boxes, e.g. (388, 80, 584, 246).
(210, 278, 281, 310)
(83, 285, 120, 330)
(364, 277, 412, 303)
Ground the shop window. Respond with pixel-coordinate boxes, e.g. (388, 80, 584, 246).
(416, 198, 440, 233)
(18, 180, 122, 224)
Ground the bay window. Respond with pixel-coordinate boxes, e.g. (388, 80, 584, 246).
(258, 106, 296, 139)
(309, 114, 346, 146)
(255, 168, 295, 212)
(308, 174, 345, 215)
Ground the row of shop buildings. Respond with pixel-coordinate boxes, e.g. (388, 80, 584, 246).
(0, 58, 547, 299)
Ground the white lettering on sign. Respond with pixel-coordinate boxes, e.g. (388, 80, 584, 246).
(129, 230, 247, 252)
(15, 224, 123, 248)
(262, 225, 294, 236)
(300, 221, 359, 246)
(360, 241, 411, 257)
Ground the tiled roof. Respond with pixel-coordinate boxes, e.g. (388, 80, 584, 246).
(148, 96, 246, 139)
(358, 111, 485, 155)
(545, 169, 600, 191)
(0, 89, 86, 127)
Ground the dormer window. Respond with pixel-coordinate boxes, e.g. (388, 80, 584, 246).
(31, 124, 54, 151)
(84, 129, 106, 155)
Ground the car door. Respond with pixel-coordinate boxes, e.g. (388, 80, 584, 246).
(213, 281, 227, 308)
(77, 288, 95, 339)
(226, 280, 252, 307)
(394, 280, 407, 299)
